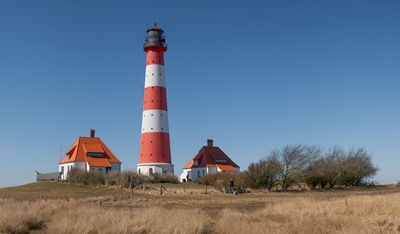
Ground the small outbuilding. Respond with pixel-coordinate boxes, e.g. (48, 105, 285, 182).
(58, 129, 121, 180)
(179, 139, 240, 182)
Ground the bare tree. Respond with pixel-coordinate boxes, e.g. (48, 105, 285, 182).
(243, 156, 280, 190)
(271, 144, 322, 190)
(303, 158, 325, 189)
(340, 148, 379, 186)
(322, 145, 347, 188)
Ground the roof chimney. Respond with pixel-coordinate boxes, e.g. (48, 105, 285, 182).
(207, 139, 213, 147)
(90, 129, 95, 138)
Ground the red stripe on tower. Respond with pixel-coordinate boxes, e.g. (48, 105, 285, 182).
(137, 23, 174, 175)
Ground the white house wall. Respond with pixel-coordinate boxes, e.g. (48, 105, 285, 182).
(191, 167, 208, 180)
(182, 166, 240, 181)
(60, 161, 120, 180)
(179, 169, 191, 182)
(207, 167, 217, 174)
(59, 162, 73, 180)
(74, 162, 86, 170)
(111, 163, 121, 172)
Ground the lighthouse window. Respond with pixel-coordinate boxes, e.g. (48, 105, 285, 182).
(151, 128, 153, 130)
(151, 114, 153, 116)
(151, 141, 153, 143)
(152, 74, 154, 75)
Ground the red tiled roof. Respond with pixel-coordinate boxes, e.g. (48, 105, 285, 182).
(86, 157, 111, 167)
(59, 135, 121, 166)
(217, 164, 236, 172)
(83, 144, 104, 153)
(183, 145, 239, 169)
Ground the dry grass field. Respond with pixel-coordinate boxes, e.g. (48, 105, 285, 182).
(1, 182, 400, 234)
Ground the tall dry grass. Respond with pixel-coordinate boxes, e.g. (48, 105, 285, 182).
(214, 193, 400, 234)
(1, 192, 400, 233)
(0, 197, 211, 234)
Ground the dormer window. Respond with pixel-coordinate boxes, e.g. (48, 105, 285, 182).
(215, 159, 227, 163)
(66, 153, 70, 160)
(194, 160, 198, 166)
(86, 152, 104, 157)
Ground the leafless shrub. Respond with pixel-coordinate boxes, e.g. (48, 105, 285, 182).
(197, 172, 241, 192)
(116, 170, 150, 188)
(340, 148, 379, 186)
(271, 144, 322, 190)
(104, 170, 119, 186)
(150, 173, 179, 184)
(67, 168, 104, 185)
(304, 146, 378, 189)
(242, 156, 281, 191)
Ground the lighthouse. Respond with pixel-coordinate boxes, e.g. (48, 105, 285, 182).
(137, 23, 174, 175)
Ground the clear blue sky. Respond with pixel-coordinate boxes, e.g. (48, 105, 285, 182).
(1, 1, 399, 188)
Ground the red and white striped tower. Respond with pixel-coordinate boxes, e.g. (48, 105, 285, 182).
(137, 23, 174, 175)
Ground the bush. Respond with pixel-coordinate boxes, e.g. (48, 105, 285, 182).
(197, 172, 241, 192)
(67, 168, 104, 185)
(150, 173, 179, 184)
(105, 170, 119, 186)
(116, 170, 150, 188)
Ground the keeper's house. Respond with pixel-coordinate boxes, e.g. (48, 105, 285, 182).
(179, 139, 240, 182)
(58, 129, 121, 180)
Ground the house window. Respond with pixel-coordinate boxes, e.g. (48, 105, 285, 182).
(197, 170, 200, 178)
(215, 159, 227, 163)
(194, 160, 198, 166)
(149, 168, 153, 175)
(86, 152, 104, 157)
(202, 170, 205, 176)
(61, 166, 64, 175)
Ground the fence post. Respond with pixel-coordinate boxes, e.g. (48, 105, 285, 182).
(129, 182, 133, 197)
(143, 183, 145, 192)
(205, 185, 207, 194)
(160, 185, 163, 195)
